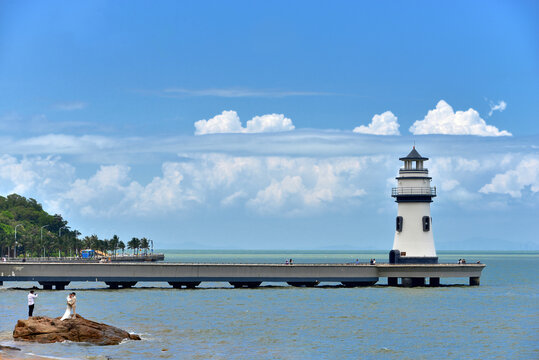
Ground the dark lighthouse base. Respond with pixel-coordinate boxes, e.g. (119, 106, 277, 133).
(389, 249, 438, 264)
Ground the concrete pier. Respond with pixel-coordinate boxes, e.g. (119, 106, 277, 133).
(0, 262, 485, 289)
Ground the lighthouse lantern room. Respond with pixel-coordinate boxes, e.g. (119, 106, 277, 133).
(390, 147, 438, 264)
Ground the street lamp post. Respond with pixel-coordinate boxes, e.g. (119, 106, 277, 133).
(41, 225, 49, 258)
(59, 226, 67, 258)
(14, 224, 23, 259)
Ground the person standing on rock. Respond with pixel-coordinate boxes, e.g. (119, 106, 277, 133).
(71, 292, 76, 318)
(60, 292, 77, 320)
(27, 290, 38, 317)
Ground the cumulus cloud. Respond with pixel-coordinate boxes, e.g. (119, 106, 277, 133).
(488, 100, 507, 116)
(353, 111, 400, 135)
(64, 165, 131, 205)
(409, 100, 511, 136)
(0, 155, 75, 205)
(54, 154, 370, 217)
(194, 111, 294, 135)
(245, 114, 295, 133)
(479, 157, 539, 198)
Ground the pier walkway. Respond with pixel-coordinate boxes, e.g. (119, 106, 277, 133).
(0, 262, 485, 288)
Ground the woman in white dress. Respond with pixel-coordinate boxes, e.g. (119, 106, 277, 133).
(60, 292, 76, 320)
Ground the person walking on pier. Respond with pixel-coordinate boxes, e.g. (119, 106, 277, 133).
(27, 290, 38, 317)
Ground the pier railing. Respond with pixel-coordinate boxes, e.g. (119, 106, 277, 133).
(391, 187, 436, 196)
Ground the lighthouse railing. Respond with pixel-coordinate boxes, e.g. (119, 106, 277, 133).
(391, 187, 436, 196)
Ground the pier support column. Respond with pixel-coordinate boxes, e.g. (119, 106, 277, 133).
(287, 281, 319, 287)
(39, 281, 69, 290)
(469, 277, 480, 286)
(341, 279, 378, 287)
(105, 281, 137, 289)
(169, 282, 201, 289)
(229, 281, 262, 288)
(401, 278, 425, 287)
(54, 282, 70, 290)
(401, 278, 412, 287)
(429, 277, 440, 287)
(388, 277, 398, 286)
(39, 282, 53, 290)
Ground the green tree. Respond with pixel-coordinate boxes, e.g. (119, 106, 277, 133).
(109, 235, 120, 257)
(140, 237, 149, 255)
(118, 240, 125, 255)
(127, 237, 140, 255)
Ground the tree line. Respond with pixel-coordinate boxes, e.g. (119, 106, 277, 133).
(0, 194, 153, 258)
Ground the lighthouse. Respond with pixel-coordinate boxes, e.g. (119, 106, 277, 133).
(389, 147, 438, 264)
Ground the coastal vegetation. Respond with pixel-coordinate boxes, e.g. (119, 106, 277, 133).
(0, 194, 151, 258)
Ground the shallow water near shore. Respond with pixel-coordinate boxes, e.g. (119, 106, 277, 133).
(1, 251, 538, 359)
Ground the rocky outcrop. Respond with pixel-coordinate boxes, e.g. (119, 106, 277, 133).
(13, 315, 141, 345)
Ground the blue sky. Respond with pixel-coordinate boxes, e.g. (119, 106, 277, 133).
(0, 1, 537, 250)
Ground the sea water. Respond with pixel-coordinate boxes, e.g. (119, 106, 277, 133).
(0, 251, 537, 359)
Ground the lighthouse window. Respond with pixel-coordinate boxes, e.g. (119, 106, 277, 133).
(396, 216, 403, 232)
(422, 216, 430, 232)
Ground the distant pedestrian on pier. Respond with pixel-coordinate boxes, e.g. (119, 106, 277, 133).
(27, 290, 38, 317)
(289, 259, 293, 265)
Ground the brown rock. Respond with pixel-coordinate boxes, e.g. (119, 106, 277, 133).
(13, 315, 141, 346)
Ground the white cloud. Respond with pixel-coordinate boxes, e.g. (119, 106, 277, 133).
(17, 134, 116, 153)
(53, 101, 87, 111)
(63, 165, 131, 209)
(245, 114, 295, 133)
(441, 179, 460, 191)
(194, 111, 243, 135)
(488, 100, 507, 116)
(353, 111, 400, 135)
(55, 154, 370, 217)
(0, 155, 75, 208)
(221, 190, 248, 206)
(409, 100, 511, 136)
(161, 88, 332, 98)
(479, 157, 539, 198)
(194, 111, 294, 135)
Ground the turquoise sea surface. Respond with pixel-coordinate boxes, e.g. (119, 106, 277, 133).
(0, 250, 537, 359)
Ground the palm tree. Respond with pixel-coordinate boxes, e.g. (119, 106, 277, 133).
(118, 240, 125, 255)
(127, 237, 140, 255)
(110, 235, 119, 257)
(140, 237, 149, 255)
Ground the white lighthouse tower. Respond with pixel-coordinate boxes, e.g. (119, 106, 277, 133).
(389, 147, 438, 264)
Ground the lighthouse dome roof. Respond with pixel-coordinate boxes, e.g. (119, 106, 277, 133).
(399, 147, 429, 161)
